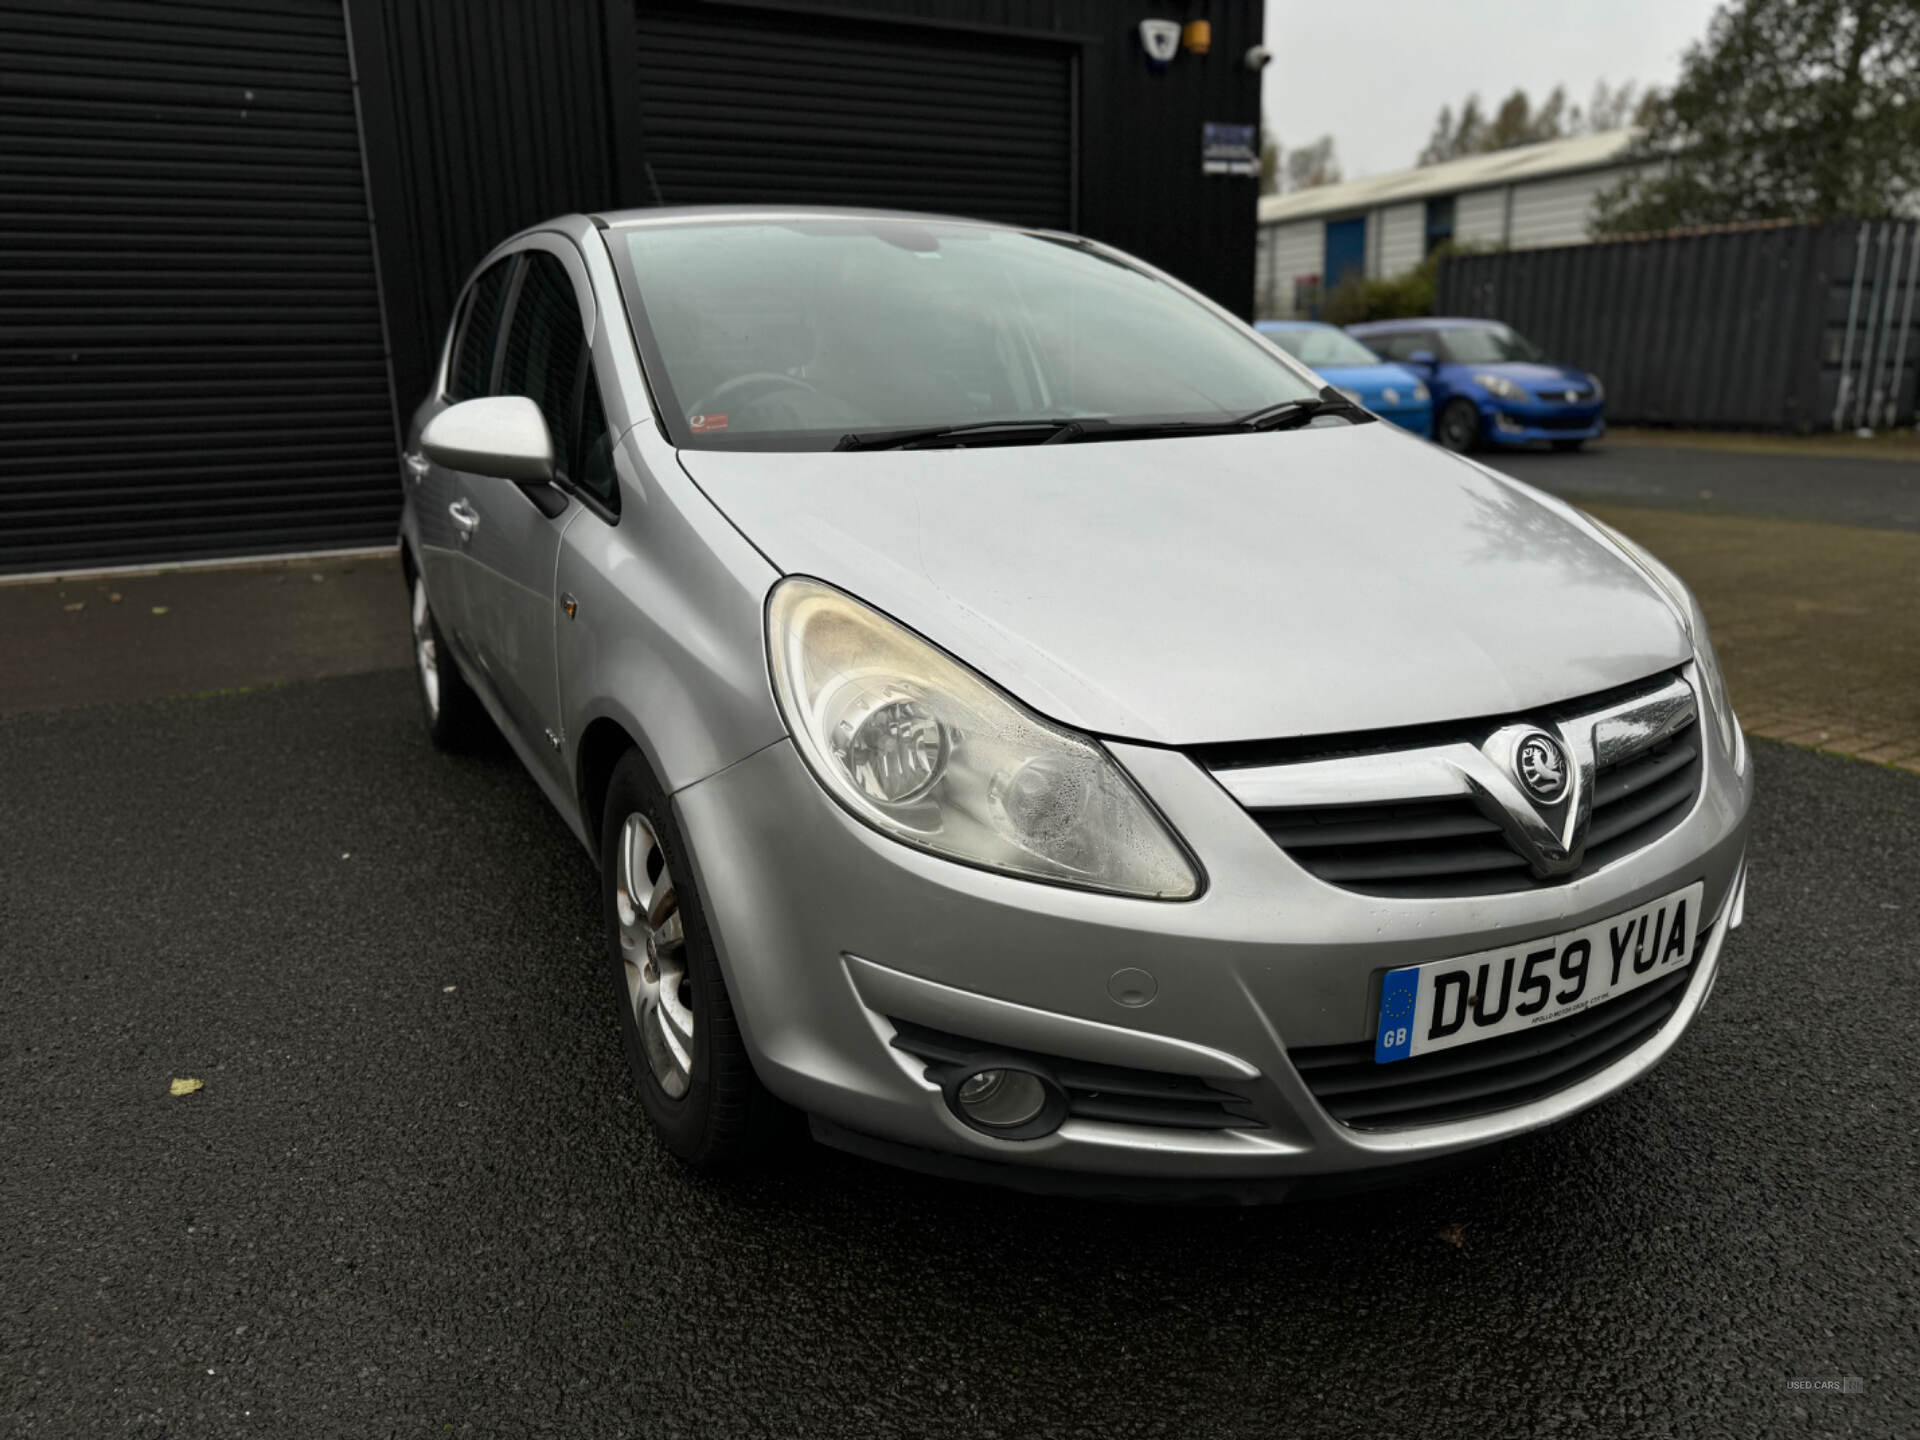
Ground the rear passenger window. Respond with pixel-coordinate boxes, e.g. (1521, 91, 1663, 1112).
(449, 259, 514, 401)
(498, 253, 586, 482)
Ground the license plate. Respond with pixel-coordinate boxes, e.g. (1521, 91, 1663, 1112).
(1373, 882, 1704, 1064)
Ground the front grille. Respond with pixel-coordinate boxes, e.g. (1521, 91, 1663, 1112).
(1533, 386, 1595, 403)
(1290, 959, 1697, 1129)
(889, 1021, 1261, 1131)
(1231, 684, 1702, 900)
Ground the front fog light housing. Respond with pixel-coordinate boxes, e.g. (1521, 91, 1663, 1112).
(767, 577, 1200, 899)
(956, 1069, 1048, 1129)
(942, 1064, 1064, 1138)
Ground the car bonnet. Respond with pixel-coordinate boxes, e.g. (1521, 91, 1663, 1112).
(676, 422, 1687, 746)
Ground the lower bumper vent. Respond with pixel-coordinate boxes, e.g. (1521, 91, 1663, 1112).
(1288, 959, 1698, 1130)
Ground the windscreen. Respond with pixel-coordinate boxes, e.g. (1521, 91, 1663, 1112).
(1263, 326, 1382, 368)
(612, 219, 1323, 449)
(1439, 325, 1545, 363)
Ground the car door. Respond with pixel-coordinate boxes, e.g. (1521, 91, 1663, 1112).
(412, 254, 516, 654)
(456, 242, 593, 791)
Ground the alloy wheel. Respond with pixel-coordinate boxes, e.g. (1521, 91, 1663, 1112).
(615, 811, 694, 1098)
(411, 578, 440, 718)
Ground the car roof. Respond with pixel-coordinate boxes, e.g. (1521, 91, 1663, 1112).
(588, 203, 1023, 232)
(1349, 317, 1509, 332)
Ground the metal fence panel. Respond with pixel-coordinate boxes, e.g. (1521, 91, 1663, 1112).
(1437, 220, 1920, 432)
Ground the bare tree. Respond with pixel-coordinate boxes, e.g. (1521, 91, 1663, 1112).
(1284, 135, 1341, 192)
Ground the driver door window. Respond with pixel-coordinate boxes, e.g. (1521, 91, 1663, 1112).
(497, 252, 586, 483)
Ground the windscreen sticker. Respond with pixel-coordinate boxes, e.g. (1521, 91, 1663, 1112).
(689, 412, 729, 432)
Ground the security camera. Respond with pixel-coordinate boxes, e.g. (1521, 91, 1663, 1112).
(1244, 44, 1273, 71)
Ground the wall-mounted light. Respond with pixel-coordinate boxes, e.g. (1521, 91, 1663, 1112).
(1139, 18, 1180, 67)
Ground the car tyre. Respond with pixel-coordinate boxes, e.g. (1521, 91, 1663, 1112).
(1437, 398, 1480, 453)
(409, 572, 483, 750)
(600, 747, 779, 1170)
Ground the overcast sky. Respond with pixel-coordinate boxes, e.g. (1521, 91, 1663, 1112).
(1260, 1, 1725, 180)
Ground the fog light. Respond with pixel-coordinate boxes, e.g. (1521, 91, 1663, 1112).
(955, 1068, 1047, 1129)
(1494, 412, 1525, 433)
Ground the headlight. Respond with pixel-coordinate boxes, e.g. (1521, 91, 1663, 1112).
(1592, 523, 1742, 772)
(767, 578, 1200, 899)
(1473, 373, 1527, 401)
(1588, 376, 1605, 402)
(1411, 382, 1430, 402)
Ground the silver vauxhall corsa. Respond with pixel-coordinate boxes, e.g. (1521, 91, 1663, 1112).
(399, 207, 1752, 1201)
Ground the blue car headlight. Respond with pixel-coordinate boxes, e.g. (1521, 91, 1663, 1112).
(1411, 381, 1430, 402)
(1472, 373, 1528, 402)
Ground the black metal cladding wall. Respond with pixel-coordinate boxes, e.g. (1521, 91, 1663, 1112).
(634, 0, 1266, 319)
(1436, 221, 1920, 432)
(633, 3, 1073, 230)
(344, 0, 625, 417)
(0, 0, 397, 572)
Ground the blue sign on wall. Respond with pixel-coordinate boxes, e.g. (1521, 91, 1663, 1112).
(1202, 122, 1258, 177)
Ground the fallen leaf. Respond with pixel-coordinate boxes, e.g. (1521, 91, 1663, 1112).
(442, 985, 457, 993)
(151, 605, 169, 615)
(63, 601, 85, 612)
(340, 852, 351, 860)
(108, 592, 123, 602)
(1436, 1222, 1468, 1249)
(310, 572, 326, 583)
(170, 1077, 204, 1097)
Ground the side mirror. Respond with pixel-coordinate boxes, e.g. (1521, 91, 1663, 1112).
(421, 397, 554, 485)
(1407, 349, 1438, 368)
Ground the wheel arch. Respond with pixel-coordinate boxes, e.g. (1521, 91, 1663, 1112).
(576, 714, 644, 863)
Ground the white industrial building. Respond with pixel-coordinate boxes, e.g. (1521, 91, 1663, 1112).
(1255, 130, 1640, 318)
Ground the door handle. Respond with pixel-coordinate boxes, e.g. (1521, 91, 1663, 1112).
(448, 499, 479, 541)
(404, 451, 430, 485)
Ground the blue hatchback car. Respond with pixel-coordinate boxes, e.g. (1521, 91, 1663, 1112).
(1255, 320, 1433, 437)
(1346, 318, 1604, 453)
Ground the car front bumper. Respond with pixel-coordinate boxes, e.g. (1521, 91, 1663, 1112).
(1482, 400, 1605, 446)
(674, 700, 1751, 1195)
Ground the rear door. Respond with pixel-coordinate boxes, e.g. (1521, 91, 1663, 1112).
(459, 241, 591, 789)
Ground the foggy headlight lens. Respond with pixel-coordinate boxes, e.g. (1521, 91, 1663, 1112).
(1473, 372, 1527, 401)
(1411, 381, 1430, 402)
(768, 578, 1199, 898)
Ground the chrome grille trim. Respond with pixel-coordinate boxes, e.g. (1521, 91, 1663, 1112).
(1207, 673, 1702, 897)
(1211, 674, 1694, 812)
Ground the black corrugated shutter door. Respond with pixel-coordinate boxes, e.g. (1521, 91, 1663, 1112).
(0, 0, 397, 574)
(633, 4, 1072, 230)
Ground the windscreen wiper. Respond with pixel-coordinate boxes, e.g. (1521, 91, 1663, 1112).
(1234, 391, 1374, 432)
(835, 419, 1084, 451)
(834, 396, 1371, 452)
